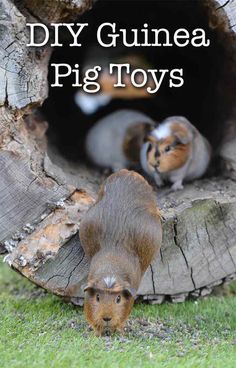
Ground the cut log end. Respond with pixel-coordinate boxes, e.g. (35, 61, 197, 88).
(4, 175, 236, 304)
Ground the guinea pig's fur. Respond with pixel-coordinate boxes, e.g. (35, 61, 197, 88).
(79, 169, 162, 335)
(140, 116, 212, 190)
(85, 109, 155, 172)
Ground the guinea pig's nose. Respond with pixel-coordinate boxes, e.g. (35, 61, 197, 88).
(103, 317, 112, 322)
(155, 148, 160, 158)
(155, 160, 160, 168)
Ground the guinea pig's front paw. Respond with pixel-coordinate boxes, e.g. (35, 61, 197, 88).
(116, 324, 125, 335)
(171, 181, 184, 191)
(153, 173, 164, 188)
(155, 180, 164, 188)
(94, 328, 103, 337)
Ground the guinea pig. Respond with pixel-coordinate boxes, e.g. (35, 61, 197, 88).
(85, 109, 155, 172)
(140, 116, 212, 190)
(74, 47, 154, 114)
(79, 169, 162, 335)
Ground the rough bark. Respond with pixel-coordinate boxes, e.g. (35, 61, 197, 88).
(21, 0, 93, 24)
(0, 0, 51, 109)
(215, 0, 236, 31)
(0, 0, 236, 304)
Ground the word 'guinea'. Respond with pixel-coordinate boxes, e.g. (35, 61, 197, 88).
(27, 22, 210, 48)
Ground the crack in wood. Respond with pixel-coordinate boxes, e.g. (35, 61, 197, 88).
(45, 243, 80, 286)
(204, 220, 228, 275)
(173, 219, 188, 268)
(159, 248, 164, 264)
(149, 264, 156, 294)
(41, 161, 64, 189)
(57, 241, 78, 268)
(26, 177, 37, 191)
(46, 274, 65, 284)
(190, 267, 196, 289)
(196, 225, 216, 280)
(4, 66, 8, 106)
(222, 229, 236, 269)
(173, 217, 196, 290)
(216, 0, 231, 11)
(65, 253, 85, 290)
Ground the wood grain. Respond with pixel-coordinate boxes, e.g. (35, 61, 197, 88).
(5, 177, 236, 304)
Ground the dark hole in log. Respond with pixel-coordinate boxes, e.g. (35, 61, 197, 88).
(41, 0, 235, 175)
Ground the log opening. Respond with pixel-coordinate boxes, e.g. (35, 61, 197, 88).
(41, 0, 236, 171)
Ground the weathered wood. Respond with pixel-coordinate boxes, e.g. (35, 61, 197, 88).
(0, 0, 92, 109)
(144, 179, 236, 298)
(21, 0, 93, 24)
(0, 0, 94, 247)
(6, 190, 94, 296)
(215, 0, 236, 31)
(0, 107, 72, 248)
(0, 0, 51, 109)
(0, 150, 69, 244)
(5, 177, 236, 304)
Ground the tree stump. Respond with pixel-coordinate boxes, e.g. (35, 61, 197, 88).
(0, 0, 236, 304)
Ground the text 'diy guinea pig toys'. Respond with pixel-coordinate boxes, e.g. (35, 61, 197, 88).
(79, 169, 162, 335)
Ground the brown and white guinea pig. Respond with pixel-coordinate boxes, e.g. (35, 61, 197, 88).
(140, 116, 212, 190)
(85, 109, 155, 172)
(79, 169, 162, 335)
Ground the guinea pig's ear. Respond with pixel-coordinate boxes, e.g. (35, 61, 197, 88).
(172, 124, 193, 145)
(122, 287, 137, 298)
(145, 134, 158, 144)
(83, 283, 96, 294)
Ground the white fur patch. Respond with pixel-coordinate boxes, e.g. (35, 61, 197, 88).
(152, 124, 171, 140)
(104, 276, 116, 288)
(74, 91, 111, 115)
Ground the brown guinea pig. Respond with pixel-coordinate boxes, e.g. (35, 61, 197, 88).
(140, 116, 212, 190)
(79, 169, 162, 335)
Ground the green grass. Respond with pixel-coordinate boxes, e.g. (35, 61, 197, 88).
(0, 259, 236, 368)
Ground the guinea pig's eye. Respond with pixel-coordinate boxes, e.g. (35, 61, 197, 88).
(96, 294, 100, 302)
(164, 145, 171, 153)
(115, 295, 121, 304)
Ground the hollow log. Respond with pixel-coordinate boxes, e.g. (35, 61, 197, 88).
(0, 0, 236, 304)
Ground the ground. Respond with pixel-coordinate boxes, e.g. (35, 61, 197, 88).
(0, 258, 236, 368)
